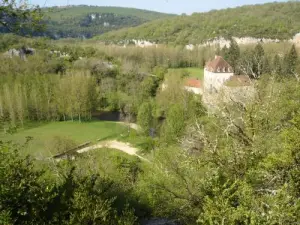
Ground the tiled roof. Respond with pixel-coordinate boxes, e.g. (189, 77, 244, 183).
(185, 78, 202, 88)
(205, 56, 233, 73)
(225, 75, 252, 87)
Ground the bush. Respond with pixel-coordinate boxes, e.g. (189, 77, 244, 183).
(0, 142, 138, 225)
(45, 136, 78, 155)
(136, 137, 156, 154)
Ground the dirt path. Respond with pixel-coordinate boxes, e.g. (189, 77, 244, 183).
(77, 140, 148, 161)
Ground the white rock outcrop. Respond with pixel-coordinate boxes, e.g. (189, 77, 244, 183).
(292, 33, 300, 45)
(185, 36, 283, 50)
(184, 33, 300, 50)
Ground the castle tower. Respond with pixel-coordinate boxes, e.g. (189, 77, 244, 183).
(204, 56, 234, 93)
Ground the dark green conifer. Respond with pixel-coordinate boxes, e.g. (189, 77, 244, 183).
(273, 54, 282, 77)
(283, 44, 298, 76)
(226, 38, 240, 73)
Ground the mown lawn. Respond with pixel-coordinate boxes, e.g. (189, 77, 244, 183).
(0, 121, 128, 157)
(168, 67, 204, 80)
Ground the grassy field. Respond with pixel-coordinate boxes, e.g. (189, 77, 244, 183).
(168, 67, 204, 80)
(0, 121, 128, 157)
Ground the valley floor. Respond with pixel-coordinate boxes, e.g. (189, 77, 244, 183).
(0, 121, 133, 157)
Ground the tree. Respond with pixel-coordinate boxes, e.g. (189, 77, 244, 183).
(163, 103, 185, 142)
(0, 0, 43, 34)
(137, 102, 153, 135)
(144, 77, 300, 224)
(152, 66, 167, 81)
(0, 142, 138, 224)
(215, 44, 222, 56)
(238, 44, 267, 79)
(273, 54, 282, 77)
(0, 141, 49, 224)
(283, 44, 298, 78)
(56, 77, 71, 121)
(238, 50, 256, 78)
(221, 45, 229, 58)
(45, 136, 78, 155)
(224, 38, 240, 73)
(138, 76, 159, 105)
(262, 56, 271, 74)
(253, 43, 265, 77)
(69, 72, 97, 122)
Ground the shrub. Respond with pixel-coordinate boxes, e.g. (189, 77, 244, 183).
(45, 136, 78, 155)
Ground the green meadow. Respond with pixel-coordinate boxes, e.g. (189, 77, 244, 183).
(0, 121, 128, 157)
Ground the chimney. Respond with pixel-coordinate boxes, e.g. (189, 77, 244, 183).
(215, 55, 218, 59)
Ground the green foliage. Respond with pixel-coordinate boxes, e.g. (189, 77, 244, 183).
(139, 77, 159, 101)
(225, 38, 240, 73)
(2, 31, 300, 225)
(138, 78, 300, 224)
(273, 54, 282, 76)
(135, 136, 156, 154)
(0, 0, 44, 34)
(0, 71, 98, 125)
(0, 34, 25, 51)
(45, 6, 174, 22)
(163, 104, 185, 142)
(96, 2, 300, 44)
(237, 43, 271, 78)
(137, 102, 153, 135)
(253, 43, 266, 77)
(152, 66, 168, 81)
(45, 135, 78, 155)
(29, 6, 174, 39)
(282, 44, 298, 76)
(0, 142, 46, 224)
(0, 142, 138, 224)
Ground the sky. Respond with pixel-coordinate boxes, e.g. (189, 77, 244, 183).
(29, 0, 287, 14)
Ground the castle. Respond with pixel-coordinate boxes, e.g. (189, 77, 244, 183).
(163, 55, 253, 105)
(204, 55, 234, 93)
(184, 55, 251, 95)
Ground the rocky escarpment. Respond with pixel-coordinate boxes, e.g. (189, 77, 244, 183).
(185, 33, 300, 50)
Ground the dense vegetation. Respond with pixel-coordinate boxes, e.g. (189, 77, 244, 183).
(96, 2, 300, 45)
(0, 0, 43, 34)
(1, 33, 300, 224)
(44, 6, 173, 21)
(0, 5, 174, 39)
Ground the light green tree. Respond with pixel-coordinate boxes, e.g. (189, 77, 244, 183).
(137, 101, 153, 135)
(164, 103, 185, 142)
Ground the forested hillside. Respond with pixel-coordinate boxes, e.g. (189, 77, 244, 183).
(1, 29, 300, 224)
(1, 3, 300, 224)
(95, 2, 300, 45)
(41, 6, 174, 38)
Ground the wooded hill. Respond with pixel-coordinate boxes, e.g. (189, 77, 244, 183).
(39, 6, 174, 39)
(95, 2, 300, 45)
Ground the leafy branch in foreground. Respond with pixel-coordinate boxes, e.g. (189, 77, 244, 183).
(0, 0, 44, 34)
